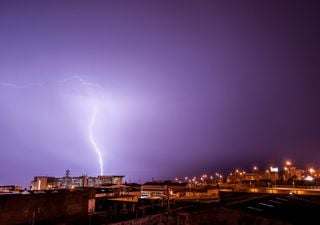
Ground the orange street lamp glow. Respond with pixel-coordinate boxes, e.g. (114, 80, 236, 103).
(309, 168, 315, 173)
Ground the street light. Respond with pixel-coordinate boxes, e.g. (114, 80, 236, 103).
(309, 168, 315, 173)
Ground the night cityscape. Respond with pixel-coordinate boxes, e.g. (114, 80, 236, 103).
(1, 1, 320, 225)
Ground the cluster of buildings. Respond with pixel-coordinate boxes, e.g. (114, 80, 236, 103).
(172, 161, 320, 187)
(226, 161, 320, 185)
(3, 161, 320, 193)
(30, 170, 124, 190)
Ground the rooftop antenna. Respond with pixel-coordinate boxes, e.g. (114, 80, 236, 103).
(65, 169, 70, 178)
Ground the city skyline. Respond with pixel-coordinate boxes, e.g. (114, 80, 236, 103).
(1, 1, 320, 187)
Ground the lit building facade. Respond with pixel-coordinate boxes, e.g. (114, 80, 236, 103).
(30, 175, 124, 190)
(30, 176, 56, 190)
(0, 185, 22, 193)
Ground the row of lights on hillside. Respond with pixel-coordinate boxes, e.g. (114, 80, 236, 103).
(174, 173, 223, 184)
(174, 160, 318, 183)
(233, 160, 317, 175)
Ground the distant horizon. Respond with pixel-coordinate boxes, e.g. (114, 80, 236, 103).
(1, 158, 317, 188)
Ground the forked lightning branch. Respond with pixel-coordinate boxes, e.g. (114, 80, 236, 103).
(0, 76, 104, 175)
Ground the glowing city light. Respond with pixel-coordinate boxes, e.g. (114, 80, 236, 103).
(309, 168, 315, 173)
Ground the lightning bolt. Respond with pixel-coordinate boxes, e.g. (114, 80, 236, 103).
(0, 81, 46, 88)
(89, 104, 103, 175)
(0, 76, 104, 175)
(57, 75, 100, 88)
(0, 75, 99, 89)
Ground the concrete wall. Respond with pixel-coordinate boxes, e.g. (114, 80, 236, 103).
(0, 189, 94, 225)
(108, 208, 289, 225)
(185, 189, 219, 198)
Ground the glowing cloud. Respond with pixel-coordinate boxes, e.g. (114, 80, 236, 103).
(0, 76, 104, 175)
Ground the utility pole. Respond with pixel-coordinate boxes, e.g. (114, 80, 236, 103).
(167, 186, 170, 213)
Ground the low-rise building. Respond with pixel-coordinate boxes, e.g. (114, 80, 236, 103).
(141, 181, 188, 199)
(0, 185, 22, 193)
(30, 176, 56, 190)
(30, 175, 124, 190)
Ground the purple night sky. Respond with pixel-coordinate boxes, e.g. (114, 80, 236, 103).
(0, 1, 320, 186)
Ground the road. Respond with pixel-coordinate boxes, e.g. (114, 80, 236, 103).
(220, 192, 320, 225)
